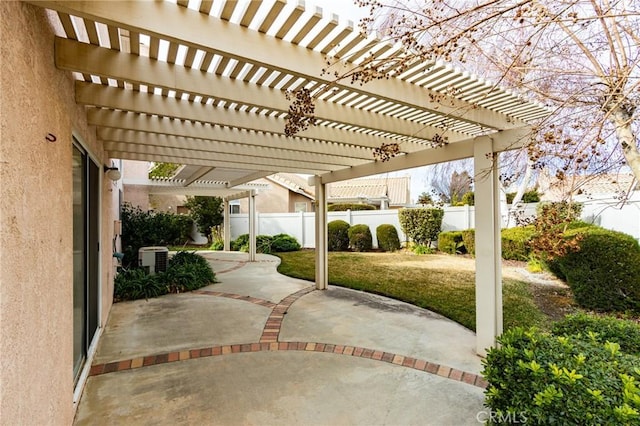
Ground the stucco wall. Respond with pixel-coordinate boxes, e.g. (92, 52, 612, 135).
(238, 178, 312, 213)
(0, 3, 116, 423)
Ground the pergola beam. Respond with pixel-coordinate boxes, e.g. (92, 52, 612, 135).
(183, 166, 214, 186)
(227, 171, 272, 188)
(318, 127, 531, 185)
(88, 109, 374, 160)
(56, 37, 468, 143)
(77, 83, 436, 152)
(33, 0, 522, 131)
(98, 129, 365, 167)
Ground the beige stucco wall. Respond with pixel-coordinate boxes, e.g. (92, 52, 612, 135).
(238, 179, 312, 213)
(122, 160, 150, 210)
(0, 3, 116, 423)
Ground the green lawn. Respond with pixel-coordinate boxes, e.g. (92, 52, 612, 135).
(275, 250, 548, 332)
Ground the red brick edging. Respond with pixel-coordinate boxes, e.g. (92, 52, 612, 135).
(88, 341, 488, 388)
(93, 285, 488, 389)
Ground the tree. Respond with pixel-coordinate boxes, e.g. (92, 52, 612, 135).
(431, 167, 472, 205)
(289, 1, 640, 185)
(149, 162, 180, 178)
(417, 192, 434, 205)
(184, 196, 223, 243)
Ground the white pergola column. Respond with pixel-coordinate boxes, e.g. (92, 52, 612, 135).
(474, 136, 503, 356)
(248, 190, 256, 262)
(223, 198, 231, 251)
(314, 176, 328, 290)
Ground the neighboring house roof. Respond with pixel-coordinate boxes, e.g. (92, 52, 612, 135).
(265, 173, 411, 207)
(539, 170, 639, 201)
(266, 173, 314, 199)
(328, 177, 411, 206)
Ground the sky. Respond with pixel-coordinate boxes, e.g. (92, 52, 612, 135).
(301, 0, 436, 202)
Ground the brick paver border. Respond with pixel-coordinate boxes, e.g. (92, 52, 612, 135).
(94, 285, 488, 389)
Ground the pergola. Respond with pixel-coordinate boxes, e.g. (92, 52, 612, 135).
(31, 0, 549, 355)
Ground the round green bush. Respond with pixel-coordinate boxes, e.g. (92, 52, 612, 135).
(552, 313, 640, 355)
(501, 226, 535, 261)
(376, 224, 401, 252)
(548, 226, 640, 312)
(437, 231, 465, 254)
(461, 229, 475, 256)
(271, 234, 301, 252)
(328, 220, 350, 251)
(348, 224, 372, 252)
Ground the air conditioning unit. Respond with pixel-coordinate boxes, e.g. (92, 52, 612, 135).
(138, 246, 169, 275)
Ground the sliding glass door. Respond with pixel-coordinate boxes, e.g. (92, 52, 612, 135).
(72, 142, 100, 384)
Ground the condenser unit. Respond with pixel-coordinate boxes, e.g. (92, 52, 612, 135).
(138, 246, 169, 275)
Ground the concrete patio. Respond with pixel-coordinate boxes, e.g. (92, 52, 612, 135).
(75, 252, 487, 425)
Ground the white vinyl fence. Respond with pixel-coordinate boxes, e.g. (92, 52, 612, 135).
(229, 199, 640, 248)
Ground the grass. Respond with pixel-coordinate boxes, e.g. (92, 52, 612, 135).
(275, 250, 550, 332)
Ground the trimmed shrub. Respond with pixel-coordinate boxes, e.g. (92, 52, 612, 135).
(547, 226, 640, 312)
(328, 220, 351, 251)
(348, 224, 373, 252)
(271, 234, 301, 252)
(437, 231, 465, 254)
(461, 229, 475, 256)
(552, 313, 640, 355)
(256, 235, 273, 254)
(483, 316, 640, 424)
(501, 226, 535, 261)
(231, 234, 250, 251)
(328, 203, 376, 211)
(398, 208, 444, 246)
(376, 224, 401, 252)
(506, 189, 541, 204)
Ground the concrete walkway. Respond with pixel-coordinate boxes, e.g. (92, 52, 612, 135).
(75, 252, 487, 425)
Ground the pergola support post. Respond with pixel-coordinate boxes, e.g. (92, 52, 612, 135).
(248, 190, 256, 262)
(314, 176, 328, 290)
(223, 198, 231, 251)
(474, 136, 503, 357)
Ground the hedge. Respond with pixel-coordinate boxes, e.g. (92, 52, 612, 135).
(483, 315, 640, 424)
(461, 229, 475, 256)
(328, 220, 350, 251)
(501, 226, 535, 261)
(230, 234, 301, 253)
(437, 231, 465, 254)
(328, 203, 376, 211)
(376, 224, 401, 252)
(348, 224, 373, 252)
(398, 208, 444, 246)
(547, 226, 640, 312)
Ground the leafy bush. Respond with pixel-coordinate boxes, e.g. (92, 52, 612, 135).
(328, 220, 351, 251)
(231, 234, 250, 251)
(115, 251, 216, 301)
(483, 317, 640, 425)
(271, 234, 301, 252)
(461, 229, 475, 256)
(501, 226, 535, 261)
(328, 203, 376, 211)
(506, 189, 540, 204)
(256, 235, 273, 254)
(398, 208, 444, 246)
(348, 224, 373, 252)
(460, 191, 474, 206)
(411, 243, 435, 255)
(376, 224, 401, 252)
(547, 226, 640, 312)
(121, 202, 193, 268)
(551, 313, 640, 355)
(165, 251, 216, 293)
(114, 268, 167, 301)
(437, 231, 465, 254)
(184, 196, 224, 242)
(210, 238, 224, 251)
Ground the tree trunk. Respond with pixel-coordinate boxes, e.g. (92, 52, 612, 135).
(612, 107, 640, 182)
(506, 159, 534, 227)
